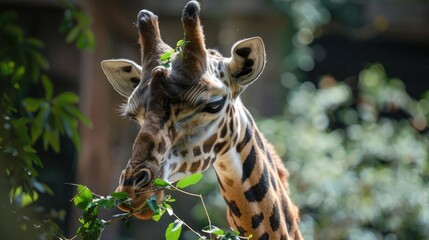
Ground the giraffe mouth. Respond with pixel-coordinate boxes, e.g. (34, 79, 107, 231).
(116, 198, 155, 220)
(115, 185, 165, 220)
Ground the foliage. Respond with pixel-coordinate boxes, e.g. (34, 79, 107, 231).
(0, 1, 93, 238)
(70, 173, 251, 240)
(160, 35, 190, 68)
(58, 0, 96, 50)
(260, 1, 429, 239)
(69, 184, 132, 240)
(259, 64, 429, 239)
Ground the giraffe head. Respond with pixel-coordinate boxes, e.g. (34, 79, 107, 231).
(101, 1, 265, 219)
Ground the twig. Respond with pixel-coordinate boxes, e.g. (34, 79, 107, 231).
(168, 184, 212, 239)
(158, 205, 207, 240)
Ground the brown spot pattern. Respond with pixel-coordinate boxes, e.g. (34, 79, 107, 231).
(158, 137, 166, 154)
(180, 149, 188, 157)
(190, 161, 201, 172)
(193, 146, 202, 156)
(220, 123, 228, 138)
(203, 133, 217, 153)
(178, 162, 188, 172)
(224, 177, 234, 187)
(218, 163, 227, 171)
(201, 157, 211, 171)
(213, 141, 227, 154)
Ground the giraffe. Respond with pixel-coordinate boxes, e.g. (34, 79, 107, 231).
(101, 1, 303, 239)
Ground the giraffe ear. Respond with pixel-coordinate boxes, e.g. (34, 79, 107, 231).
(228, 37, 266, 88)
(101, 59, 142, 97)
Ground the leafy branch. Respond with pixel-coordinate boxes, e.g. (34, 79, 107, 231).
(67, 184, 134, 240)
(1, 1, 95, 239)
(69, 173, 252, 240)
(1, 8, 91, 213)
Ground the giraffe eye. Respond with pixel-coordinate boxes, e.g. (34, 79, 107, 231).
(125, 113, 138, 122)
(202, 97, 226, 114)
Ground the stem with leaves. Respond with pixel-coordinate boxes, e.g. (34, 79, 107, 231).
(70, 173, 252, 240)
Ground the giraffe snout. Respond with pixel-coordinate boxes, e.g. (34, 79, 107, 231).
(115, 167, 164, 220)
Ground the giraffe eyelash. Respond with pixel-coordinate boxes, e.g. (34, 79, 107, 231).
(125, 113, 138, 122)
(119, 105, 138, 122)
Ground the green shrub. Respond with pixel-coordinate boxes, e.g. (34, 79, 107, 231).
(0, 4, 92, 238)
(260, 64, 429, 240)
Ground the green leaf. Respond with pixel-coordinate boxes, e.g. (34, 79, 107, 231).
(12, 66, 25, 80)
(165, 219, 183, 240)
(27, 37, 44, 48)
(73, 185, 93, 210)
(27, 152, 43, 168)
(110, 192, 128, 199)
(176, 173, 203, 189)
(31, 106, 47, 142)
(62, 103, 92, 127)
(20, 190, 39, 208)
(11, 187, 39, 208)
(146, 195, 159, 215)
(76, 28, 96, 50)
(22, 98, 42, 112)
(28, 48, 48, 69)
(23, 145, 36, 153)
(41, 75, 53, 100)
(202, 225, 224, 235)
(30, 62, 40, 82)
(61, 116, 80, 150)
(160, 50, 173, 62)
(55, 92, 79, 104)
(176, 39, 184, 47)
(97, 198, 110, 209)
(151, 208, 165, 222)
(43, 129, 60, 153)
(66, 25, 81, 43)
(163, 202, 173, 216)
(153, 178, 170, 187)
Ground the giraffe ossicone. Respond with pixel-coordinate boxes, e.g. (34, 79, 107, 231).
(101, 1, 303, 239)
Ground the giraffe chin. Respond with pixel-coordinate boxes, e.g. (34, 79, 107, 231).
(131, 207, 155, 220)
(117, 200, 155, 220)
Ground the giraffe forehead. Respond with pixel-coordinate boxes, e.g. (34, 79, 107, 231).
(123, 51, 229, 119)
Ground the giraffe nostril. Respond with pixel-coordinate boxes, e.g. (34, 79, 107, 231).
(133, 169, 152, 188)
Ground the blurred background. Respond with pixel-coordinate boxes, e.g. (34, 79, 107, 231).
(1, 0, 428, 239)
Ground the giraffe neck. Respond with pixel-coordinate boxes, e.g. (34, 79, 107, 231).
(213, 99, 302, 240)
